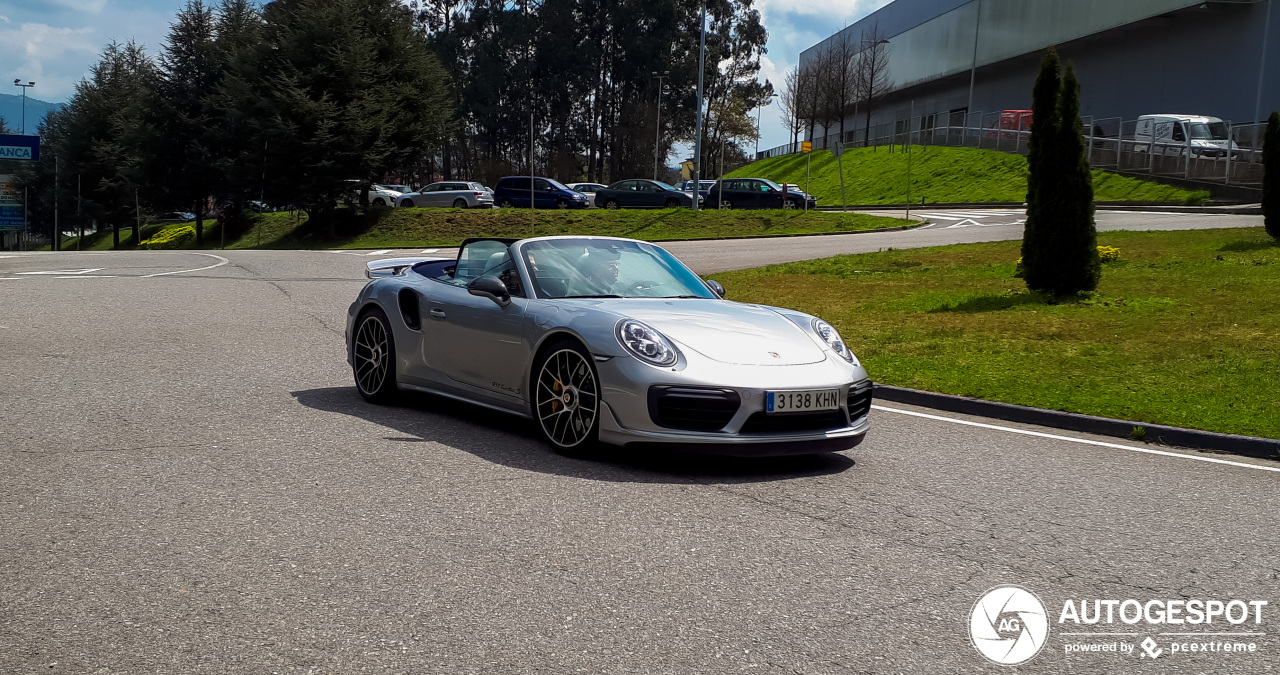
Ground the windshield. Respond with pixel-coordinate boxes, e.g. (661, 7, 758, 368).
(759, 178, 783, 190)
(1189, 122, 1229, 140)
(520, 238, 716, 299)
(545, 178, 572, 191)
(652, 181, 676, 191)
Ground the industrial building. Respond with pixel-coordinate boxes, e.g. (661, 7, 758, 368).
(797, 0, 1278, 149)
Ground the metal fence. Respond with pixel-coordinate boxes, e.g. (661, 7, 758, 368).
(1, 231, 49, 251)
(761, 111, 1267, 188)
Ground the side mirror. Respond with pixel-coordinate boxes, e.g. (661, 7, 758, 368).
(468, 275, 511, 306)
(706, 279, 726, 298)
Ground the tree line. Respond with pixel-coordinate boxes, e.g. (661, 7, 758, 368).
(12, 0, 771, 246)
(777, 24, 891, 152)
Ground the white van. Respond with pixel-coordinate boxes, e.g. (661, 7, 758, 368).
(1133, 114, 1241, 158)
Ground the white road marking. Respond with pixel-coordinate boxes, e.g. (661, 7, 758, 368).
(364, 249, 392, 256)
(917, 214, 968, 221)
(55, 275, 117, 279)
(143, 253, 230, 277)
(944, 219, 985, 228)
(421, 249, 439, 253)
(0, 277, 26, 280)
(871, 404, 1280, 474)
(16, 268, 103, 275)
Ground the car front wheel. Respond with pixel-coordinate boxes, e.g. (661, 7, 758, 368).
(401, 198, 415, 208)
(533, 340, 600, 456)
(372, 198, 385, 206)
(499, 198, 513, 208)
(664, 198, 680, 208)
(352, 307, 398, 404)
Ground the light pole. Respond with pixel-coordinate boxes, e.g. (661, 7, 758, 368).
(755, 93, 778, 158)
(966, 0, 982, 133)
(652, 71, 670, 180)
(691, 0, 707, 210)
(13, 80, 35, 134)
(1253, 0, 1273, 151)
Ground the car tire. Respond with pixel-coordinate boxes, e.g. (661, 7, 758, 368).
(499, 199, 513, 208)
(781, 199, 796, 210)
(373, 198, 385, 206)
(604, 199, 620, 210)
(401, 198, 415, 208)
(352, 306, 399, 404)
(556, 199, 570, 209)
(664, 198, 680, 208)
(532, 338, 601, 457)
(453, 198, 467, 208)
(719, 199, 733, 210)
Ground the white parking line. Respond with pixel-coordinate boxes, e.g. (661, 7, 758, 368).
(143, 253, 230, 277)
(15, 268, 104, 275)
(364, 249, 392, 256)
(55, 275, 117, 279)
(871, 404, 1280, 474)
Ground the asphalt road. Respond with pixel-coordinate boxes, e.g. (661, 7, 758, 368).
(2, 211, 1276, 673)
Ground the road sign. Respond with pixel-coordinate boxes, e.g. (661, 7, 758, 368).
(0, 175, 23, 230)
(831, 141, 844, 158)
(0, 134, 40, 161)
(801, 141, 812, 153)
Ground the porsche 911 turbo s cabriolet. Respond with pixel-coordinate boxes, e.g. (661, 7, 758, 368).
(345, 236, 872, 456)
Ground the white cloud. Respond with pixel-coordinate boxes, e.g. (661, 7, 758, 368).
(0, 23, 98, 99)
(0, 14, 11, 23)
(47, 0, 108, 13)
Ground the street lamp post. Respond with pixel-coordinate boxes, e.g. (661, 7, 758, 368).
(652, 71, 670, 180)
(13, 80, 35, 134)
(755, 93, 778, 159)
(966, 0, 982, 139)
(691, 0, 707, 210)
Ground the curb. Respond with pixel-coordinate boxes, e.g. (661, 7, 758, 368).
(648, 221, 927, 244)
(820, 202, 1260, 215)
(872, 384, 1280, 461)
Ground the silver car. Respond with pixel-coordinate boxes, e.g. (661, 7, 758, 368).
(396, 181, 495, 209)
(567, 182, 608, 208)
(346, 236, 872, 456)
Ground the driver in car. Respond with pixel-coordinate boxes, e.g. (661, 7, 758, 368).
(577, 247, 622, 295)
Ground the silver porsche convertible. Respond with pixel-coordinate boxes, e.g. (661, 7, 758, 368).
(345, 236, 872, 456)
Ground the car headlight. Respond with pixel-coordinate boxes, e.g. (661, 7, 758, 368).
(812, 318, 854, 363)
(616, 319, 679, 367)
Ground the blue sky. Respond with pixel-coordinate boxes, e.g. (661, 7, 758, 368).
(1, 0, 891, 152)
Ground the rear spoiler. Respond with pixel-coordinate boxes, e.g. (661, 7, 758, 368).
(365, 257, 444, 278)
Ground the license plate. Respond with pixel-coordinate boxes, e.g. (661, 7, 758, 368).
(766, 389, 841, 413)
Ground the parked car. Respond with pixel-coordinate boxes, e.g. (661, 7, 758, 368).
(677, 180, 716, 200)
(344, 182, 402, 207)
(493, 176, 590, 209)
(348, 235, 872, 456)
(1133, 114, 1241, 158)
(706, 178, 817, 210)
(985, 109, 1033, 140)
(397, 181, 494, 209)
(593, 179, 703, 209)
(566, 182, 608, 207)
(155, 211, 196, 223)
(380, 184, 412, 194)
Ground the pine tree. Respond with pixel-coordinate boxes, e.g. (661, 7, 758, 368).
(1264, 111, 1280, 240)
(1048, 63, 1101, 293)
(1020, 48, 1061, 292)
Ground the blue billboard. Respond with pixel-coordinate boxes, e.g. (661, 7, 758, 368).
(0, 134, 40, 161)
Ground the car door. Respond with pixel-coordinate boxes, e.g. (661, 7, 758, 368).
(423, 242, 529, 398)
(607, 180, 636, 207)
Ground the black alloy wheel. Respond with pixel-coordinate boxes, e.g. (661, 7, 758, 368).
(664, 198, 680, 208)
(604, 199, 620, 210)
(533, 340, 601, 456)
(401, 198, 415, 208)
(373, 198, 385, 206)
(352, 307, 399, 404)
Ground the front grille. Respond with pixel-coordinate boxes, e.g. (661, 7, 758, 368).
(847, 380, 873, 422)
(740, 409, 849, 434)
(648, 386, 741, 432)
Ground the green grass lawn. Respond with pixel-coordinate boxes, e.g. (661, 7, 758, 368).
(714, 227, 1280, 440)
(58, 207, 912, 250)
(726, 146, 1210, 206)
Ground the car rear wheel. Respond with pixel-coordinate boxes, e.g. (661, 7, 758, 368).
(604, 199, 620, 210)
(664, 198, 680, 208)
(401, 198, 415, 208)
(499, 198, 513, 208)
(453, 198, 467, 208)
(352, 307, 398, 404)
(719, 199, 733, 210)
(533, 340, 600, 456)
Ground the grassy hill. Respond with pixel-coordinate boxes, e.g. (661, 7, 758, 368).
(724, 146, 1209, 206)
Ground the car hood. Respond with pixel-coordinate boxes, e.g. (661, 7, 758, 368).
(580, 299, 828, 366)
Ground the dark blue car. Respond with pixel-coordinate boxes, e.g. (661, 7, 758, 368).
(493, 176, 590, 209)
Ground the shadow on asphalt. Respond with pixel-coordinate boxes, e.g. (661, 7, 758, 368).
(291, 387, 856, 485)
